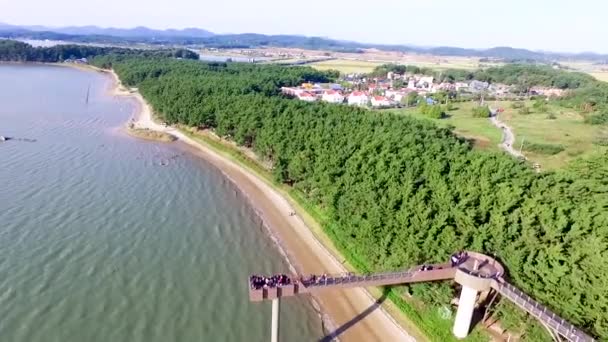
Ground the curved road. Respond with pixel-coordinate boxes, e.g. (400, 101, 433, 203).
(489, 109, 525, 159)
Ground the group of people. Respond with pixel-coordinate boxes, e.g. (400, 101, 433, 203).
(451, 251, 468, 267)
(300, 274, 329, 286)
(249, 274, 292, 290)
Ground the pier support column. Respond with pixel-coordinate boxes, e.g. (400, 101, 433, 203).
(271, 298, 280, 342)
(453, 286, 478, 339)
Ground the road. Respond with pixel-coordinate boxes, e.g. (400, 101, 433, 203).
(489, 108, 525, 159)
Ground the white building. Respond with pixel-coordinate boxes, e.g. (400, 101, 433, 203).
(348, 91, 369, 106)
(418, 76, 434, 90)
(322, 90, 345, 104)
(454, 82, 469, 91)
(297, 92, 317, 102)
(371, 96, 391, 107)
(393, 91, 414, 103)
(407, 78, 417, 90)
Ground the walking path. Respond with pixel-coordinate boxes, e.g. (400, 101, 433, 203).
(489, 109, 525, 159)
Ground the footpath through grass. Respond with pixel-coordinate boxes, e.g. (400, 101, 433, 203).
(497, 102, 608, 170)
(179, 127, 489, 342)
(389, 100, 608, 170)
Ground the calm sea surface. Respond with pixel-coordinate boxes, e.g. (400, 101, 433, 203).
(0, 64, 323, 341)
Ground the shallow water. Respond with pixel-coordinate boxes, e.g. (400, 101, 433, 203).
(0, 64, 323, 341)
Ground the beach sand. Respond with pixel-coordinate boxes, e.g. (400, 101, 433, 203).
(109, 69, 417, 342)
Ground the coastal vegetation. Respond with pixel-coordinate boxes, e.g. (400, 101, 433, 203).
(125, 126, 176, 142)
(0, 40, 198, 63)
(84, 56, 608, 340)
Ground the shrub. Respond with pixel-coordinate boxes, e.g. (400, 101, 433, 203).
(533, 99, 549, 113)
(471, 105, 491, 118)
(523, 142, 565, 155)
(518, 107, 531, 115)
(419, 102, 445, 119)
(511, 101, 525, 109)
(592, 131, 608, 146)
(585, 112, 608, 125)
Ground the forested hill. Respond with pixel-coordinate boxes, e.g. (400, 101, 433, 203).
(0, 40, 198, 63)
(2, 25, 608, 61)
(90, 56, 608, 340)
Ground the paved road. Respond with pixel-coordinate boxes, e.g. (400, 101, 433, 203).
(489, 109, 525, 159)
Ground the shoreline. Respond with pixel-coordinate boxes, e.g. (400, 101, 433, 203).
(104, 67, 418, 341)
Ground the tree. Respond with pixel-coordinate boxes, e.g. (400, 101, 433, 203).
(471, 105, 491, 118)
(402, 91, 419, 107)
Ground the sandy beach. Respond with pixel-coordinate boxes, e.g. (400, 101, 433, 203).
(109, 69, 417, 342)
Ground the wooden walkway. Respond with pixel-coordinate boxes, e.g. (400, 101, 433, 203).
(492, 280, 595, 342)
(248, 252, 597, 342)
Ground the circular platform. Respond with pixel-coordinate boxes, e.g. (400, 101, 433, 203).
(454, 251, 504, 290)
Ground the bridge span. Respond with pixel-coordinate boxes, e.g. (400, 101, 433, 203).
(249, 251, 595, 342)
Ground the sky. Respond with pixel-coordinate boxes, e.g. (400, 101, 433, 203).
(2, 0, 608, 53)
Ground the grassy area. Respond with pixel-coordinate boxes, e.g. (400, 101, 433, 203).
(498, 104, 608, 170)
(386, 101, 503, 150)
(310, 59, 384, 74)
(560, 61, 608, 83)
(178, 127, 489, 342)
(388, 100, 608, 170)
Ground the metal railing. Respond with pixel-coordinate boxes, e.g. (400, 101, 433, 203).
(494, 281, 596, 342)
(301, 265, 452, 288)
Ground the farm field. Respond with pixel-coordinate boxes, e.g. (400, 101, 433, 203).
(561, 61, 608, 82)
(309, 59, 383, 74)
(310, 55, 502, 74)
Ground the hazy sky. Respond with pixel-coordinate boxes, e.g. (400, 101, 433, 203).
(3, 0, 608, 53)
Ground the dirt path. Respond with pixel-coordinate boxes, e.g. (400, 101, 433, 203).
(114, 73, 418, 341)
(489, 109, 524, 159)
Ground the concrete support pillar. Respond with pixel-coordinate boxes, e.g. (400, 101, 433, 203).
(271, 298, 280, 342)
(453, 285, 478, 339)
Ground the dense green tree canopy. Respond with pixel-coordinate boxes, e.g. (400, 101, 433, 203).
(0, 40, 198, 63)
(90, 57, 607, 340)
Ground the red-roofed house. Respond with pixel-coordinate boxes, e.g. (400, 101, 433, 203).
(371, 96, 391, 107)
(297, 91, 317, 102)
(347, 91, 369, 106)
(322, 90, 345, 104)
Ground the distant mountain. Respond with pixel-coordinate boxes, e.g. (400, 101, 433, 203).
(4, 23, 214, 39)
(1, 23, 607, 62)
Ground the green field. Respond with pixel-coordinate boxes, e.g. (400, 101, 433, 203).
(387, 100, 607, 170)
(498, 103, 608, 170)
(386, 101, 503, 149)
(310, 59, 384, 74)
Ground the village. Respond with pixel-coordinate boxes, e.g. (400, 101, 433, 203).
(281, 70, 566, 108)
